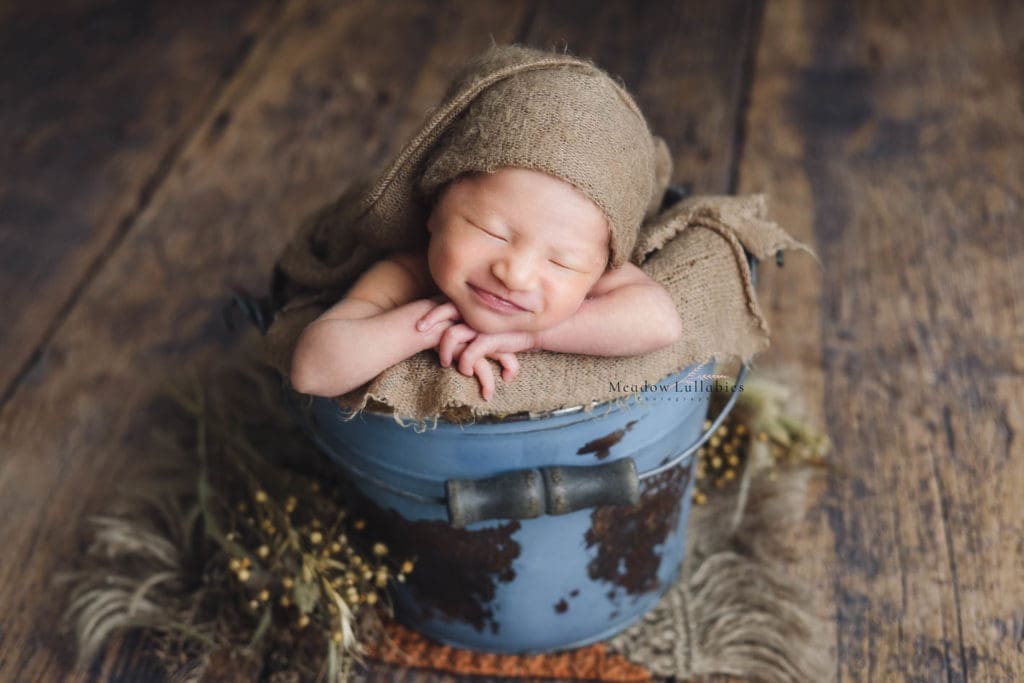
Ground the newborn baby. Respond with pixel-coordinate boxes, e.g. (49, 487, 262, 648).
(277, 45, 684, 403)
(290, 166, 682, 400)
(266, 45, 801, 417)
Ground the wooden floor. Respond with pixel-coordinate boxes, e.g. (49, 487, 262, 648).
(2, 1, 1022, 680)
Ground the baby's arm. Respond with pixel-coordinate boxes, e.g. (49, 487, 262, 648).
(537, 262, 682, 356)
(289, 254, 447, 397)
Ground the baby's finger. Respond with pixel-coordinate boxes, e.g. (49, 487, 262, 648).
(439, 325, 476, 368)
(416, 304, 446, 331)
(494, 352, 520, 383)
(458, 337, 495, 377)
(474, 358, 495, 401)
(416, 302, 459, 332)
(445, 340, 469, 367)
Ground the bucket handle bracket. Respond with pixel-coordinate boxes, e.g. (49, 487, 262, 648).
(446, 458, 639, 529)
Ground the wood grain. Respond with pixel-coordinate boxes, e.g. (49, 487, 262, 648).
(521, 0, 763, 195)
(740, 0, 1024, 679)
(12, 0, 1023, 680)
(0, 0, 279, 405)
(0, 0, 533, 680)
(0, 0, 765, 681)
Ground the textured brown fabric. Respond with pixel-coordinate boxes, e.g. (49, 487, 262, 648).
(260, 45, 814, 422)
(418, 51, 665, 267)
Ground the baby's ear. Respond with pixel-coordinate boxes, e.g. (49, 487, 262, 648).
(645, 136, 674, 220)
(425, 183, 456, 232)
(425, 207, 438, 234)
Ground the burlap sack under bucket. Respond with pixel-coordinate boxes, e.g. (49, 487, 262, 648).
(260, 44, 814, 422)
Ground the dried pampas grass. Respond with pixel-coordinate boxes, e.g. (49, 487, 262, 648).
(58, 359, 411, 682)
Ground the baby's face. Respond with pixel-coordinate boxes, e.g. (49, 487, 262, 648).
(427, 167, 610, 335)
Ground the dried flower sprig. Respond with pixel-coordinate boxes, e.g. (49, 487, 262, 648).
(59, 359, 415, 683)
(217, 472, 415, 656)
(692, 378, 831, 504)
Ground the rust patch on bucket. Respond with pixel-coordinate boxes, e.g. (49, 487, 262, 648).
(577, 420, 638, 460)
(584, 463, 691, 595)
(346, 487, 520, 634)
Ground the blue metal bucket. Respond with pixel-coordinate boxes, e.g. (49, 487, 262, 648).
(289, 360, 745, 653)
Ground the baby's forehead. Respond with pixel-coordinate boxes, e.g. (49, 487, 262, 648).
(444, 171, 611, 257)
(448, 168, 609, 226)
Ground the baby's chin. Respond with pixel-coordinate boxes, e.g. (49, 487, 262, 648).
(457, 306, 546, 336)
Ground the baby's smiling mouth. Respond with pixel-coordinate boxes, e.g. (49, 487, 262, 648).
(469, 284, 531, 313)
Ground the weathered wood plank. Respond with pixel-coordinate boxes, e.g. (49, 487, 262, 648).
(523, 0, 763, 195)
(0, 0, 534, 681)
(734, 1, 837, 678)
(0, 0, 762, 680)
(739, 0, 1024, 679)
(0, 0, 279, 406)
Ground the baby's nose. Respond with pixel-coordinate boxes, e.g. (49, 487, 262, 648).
(493, 250, 539, 291)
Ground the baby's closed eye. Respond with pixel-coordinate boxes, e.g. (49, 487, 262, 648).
(549, 258, 581, 272)
(538, 248, 603, 274)
(469, 221, 507, 242)
(467, 218, 597, 273)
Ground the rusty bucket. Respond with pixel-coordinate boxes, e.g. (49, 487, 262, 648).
(287, 360, 746, 653)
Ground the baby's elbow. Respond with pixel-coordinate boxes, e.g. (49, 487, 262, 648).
(659, 312, 683, 348)
(289, 341, 331, 396)
(668, 313, 683, 344)
(653, 292, 683, 349)
(289, 357, 320, 396)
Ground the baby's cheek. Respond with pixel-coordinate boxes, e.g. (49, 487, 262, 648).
(427, 242, 457, 287)
(554, 280, 591, 313)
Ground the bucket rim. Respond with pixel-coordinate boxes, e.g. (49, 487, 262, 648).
(339, 360, 719, 425)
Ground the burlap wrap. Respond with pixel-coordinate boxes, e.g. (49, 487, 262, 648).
(418, 50, 667, 267)
(261, 45, 814, 421)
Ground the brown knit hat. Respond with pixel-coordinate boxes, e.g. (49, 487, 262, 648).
(418, 47, 665, 268)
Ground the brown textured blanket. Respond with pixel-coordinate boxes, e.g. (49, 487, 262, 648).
(260, 45, 813, 421)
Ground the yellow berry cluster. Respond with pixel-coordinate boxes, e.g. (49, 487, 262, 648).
(222, 478, 414, 643)
(692, 420, 752, 504)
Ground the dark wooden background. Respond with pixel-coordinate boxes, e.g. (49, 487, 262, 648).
(2, 0, 1022, 681)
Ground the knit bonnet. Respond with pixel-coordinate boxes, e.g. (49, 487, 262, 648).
(417, 46, 666, 267)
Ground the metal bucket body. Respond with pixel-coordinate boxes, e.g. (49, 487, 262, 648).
(300, 362, 716, 653)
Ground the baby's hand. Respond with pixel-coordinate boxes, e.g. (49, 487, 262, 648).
(456, 331, 538, 376)
(436, 324, 523, 402)
(455, 330, 537, 385)
(415, 299, 461, 333)
(435, 323, 478, 369)
(415, 299, 533, 401)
